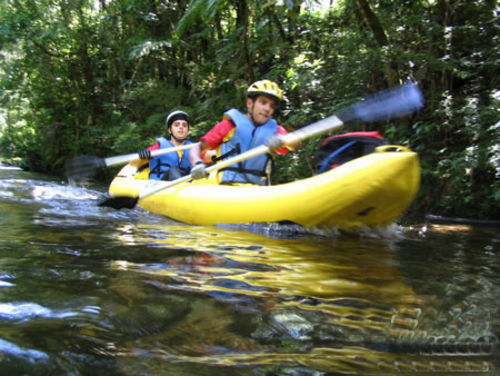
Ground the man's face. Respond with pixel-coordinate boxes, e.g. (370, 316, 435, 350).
(247, 95, 277, 125)
(169, 120, 189, 140)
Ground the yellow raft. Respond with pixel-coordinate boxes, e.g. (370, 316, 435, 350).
(108, 145, 420, 229)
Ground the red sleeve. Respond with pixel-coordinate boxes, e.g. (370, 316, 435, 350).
(277, 125, 288, 135)
(275, 125, 290, 155)
(200, 120, 293, 155)
(146, 142, 160, 151)
(200, 119, 235, 149)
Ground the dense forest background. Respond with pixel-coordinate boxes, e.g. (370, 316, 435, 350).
(0, 0, 498, 219)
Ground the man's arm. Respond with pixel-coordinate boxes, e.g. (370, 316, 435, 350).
(189, 140, 210, 165)
(189, 140, 211, 179)
(271, 126, 299, 155)
(189, 119, 235, 179)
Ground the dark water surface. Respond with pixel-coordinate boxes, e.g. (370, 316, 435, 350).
(0, 166, 498, 375)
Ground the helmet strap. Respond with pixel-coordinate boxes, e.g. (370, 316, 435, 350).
(247, 99, 257, 125)
(169, 130, 188, 144)
(172, 135, 187, 144)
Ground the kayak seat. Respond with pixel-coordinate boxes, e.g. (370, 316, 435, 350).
(315, 131, 389, 174)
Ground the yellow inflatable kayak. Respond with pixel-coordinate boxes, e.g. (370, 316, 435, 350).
(108, 145, 420, 229)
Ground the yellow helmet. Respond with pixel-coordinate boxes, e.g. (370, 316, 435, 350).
(247, 80, 283, 102)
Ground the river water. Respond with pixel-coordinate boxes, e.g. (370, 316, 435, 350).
(0, 165, 498, 375)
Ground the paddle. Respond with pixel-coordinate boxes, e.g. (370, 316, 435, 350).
(66, 143, 195, 181)
(99, 81, 424, 210)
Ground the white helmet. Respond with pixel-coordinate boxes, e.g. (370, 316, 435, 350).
(166, 110, 189, 128)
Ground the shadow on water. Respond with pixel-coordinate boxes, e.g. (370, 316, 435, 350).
(0, 167, 498, 375)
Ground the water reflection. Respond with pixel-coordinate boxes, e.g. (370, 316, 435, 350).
(0, 168, 498, 375)
(105, 224, 497, 374)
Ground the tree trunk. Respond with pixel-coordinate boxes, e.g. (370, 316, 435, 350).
(235, 0, 253, 81)
(286, 0, 301, 43)
(354, 0, 399, 87)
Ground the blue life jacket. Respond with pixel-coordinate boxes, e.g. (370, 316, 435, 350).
(219, 109, 277, 185)
(149, 137, 193, 180)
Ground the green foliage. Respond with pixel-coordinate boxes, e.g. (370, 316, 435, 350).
(0, 0, 498, 219)
(176, 0, 227, 36)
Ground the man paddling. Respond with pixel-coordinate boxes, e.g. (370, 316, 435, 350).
(189, 80, 298, 185)
(138, 110, 193, 181)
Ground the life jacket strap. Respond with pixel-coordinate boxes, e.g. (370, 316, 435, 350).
(221, 166, 267, 178)
(211, 143, 240, 163)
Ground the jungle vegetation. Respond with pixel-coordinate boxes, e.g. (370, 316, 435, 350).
(0, 0, 498, 219)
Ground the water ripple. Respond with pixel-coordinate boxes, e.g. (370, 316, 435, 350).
(0, 339, 49, 363)
(0, 302, 77, 321)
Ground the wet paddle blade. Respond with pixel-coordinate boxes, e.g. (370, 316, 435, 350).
(66, 155, 106, 181)
(339, 82, 424, 123)
(98, 196, 139, 209)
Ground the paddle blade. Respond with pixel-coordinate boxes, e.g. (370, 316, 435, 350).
(340, 82, 424, 123)
(98, 196, 139, 210)
(66, 155, 106, 181)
